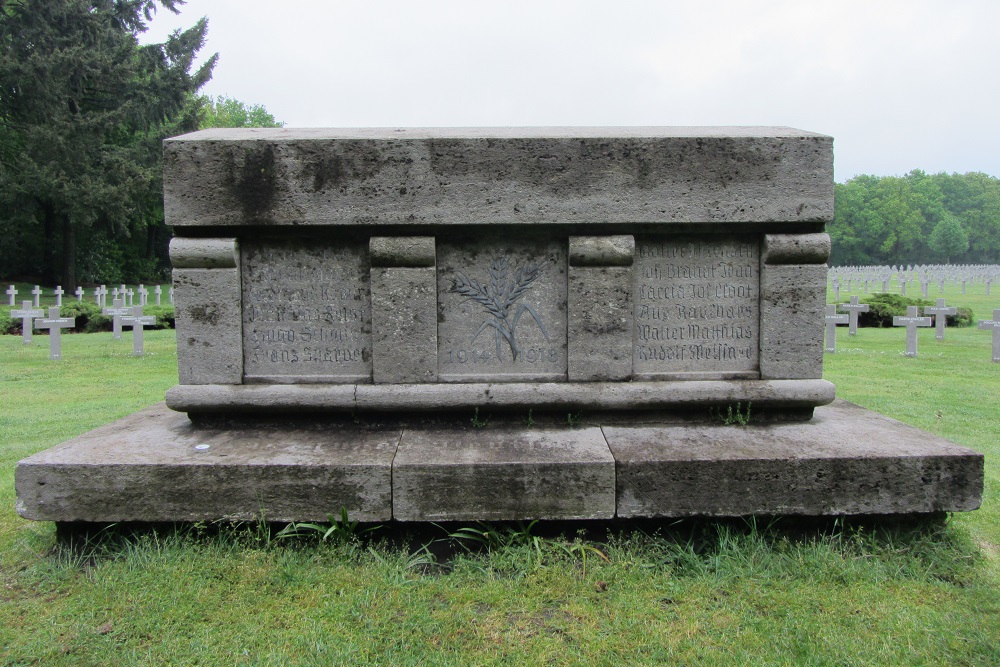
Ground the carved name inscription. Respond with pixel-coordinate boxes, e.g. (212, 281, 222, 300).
(242, 240, 372, 381)
(633, 238, 759, 377)
(438, 240, 567, 382)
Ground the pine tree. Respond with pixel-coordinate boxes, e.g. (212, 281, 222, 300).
(0, 0, 216, 286)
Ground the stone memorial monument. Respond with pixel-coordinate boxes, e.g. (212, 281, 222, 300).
(16, 127, 983, 524)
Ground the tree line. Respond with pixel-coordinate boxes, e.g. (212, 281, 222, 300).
(0, 0, 280, 288)
(829, 170, 1000, 267)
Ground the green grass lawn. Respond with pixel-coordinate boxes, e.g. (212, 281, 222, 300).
(1, 325, 998, 666)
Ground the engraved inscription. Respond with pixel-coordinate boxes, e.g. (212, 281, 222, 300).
(438, 240, 567, 382)
(633, 239, 759, 376)
(242, 240, 372, 381)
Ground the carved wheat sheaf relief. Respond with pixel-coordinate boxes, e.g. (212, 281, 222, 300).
(449, 256, 550, 361)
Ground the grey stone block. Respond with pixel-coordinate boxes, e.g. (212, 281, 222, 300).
(371, 266, 437, 383)
(240, 238, 372, 383)
(437, 237, 567, 382)
(163, 127, 833, 228)
(15, 404, 399, 522)
(173, 268, 243, 384)
(169, 237, 239, 269)
(633, 237, 760, 379)
(167, 379, 836, 414)
(759, 264, 826, 379)
(568, 265, 633, 381)
(569, 235, 635, 267)
(608, 400, 984, 517)
(392, 426, 616, 521)
(370, 236, 435, 267)
(762, 233, 831, 265)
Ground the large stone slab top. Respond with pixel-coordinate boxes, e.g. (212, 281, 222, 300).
(15, 404, 399, 522)
(164, 126, 833, 227)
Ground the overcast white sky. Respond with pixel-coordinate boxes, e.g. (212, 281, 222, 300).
(141, 0, 1000, 183)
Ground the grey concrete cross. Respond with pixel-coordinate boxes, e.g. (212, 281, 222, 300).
(74, 286, 84, 302)
(31, 285, 42, 307)
(11, 301, 44, 344)
(838, 295, 869, 336)
(921, 280, 929, 298)
(978, 309, 1000, 363)
(824, 304, 848, 353)
(121, 306, 157, 356)
(154, 285, 162, 305)
(54, 286, 64, 307)
(923, 298, 957, 340)
(138, 285, 148, 306)
(103, 298, 131, 340)
(5, 284, 16, 306)
(892, 306, 932, 357)
(33, 307, 75, 360)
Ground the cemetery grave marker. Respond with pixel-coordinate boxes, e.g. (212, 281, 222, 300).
(99, 285, 108, 307)
(31, 285, 42, 308)
(14, 127, 984, 525)
(838, 295, 869, 336)
(121, 306, 157, 357)
(824, 304, 848, 353)
(978, 309, 1000, 363)
(923, 298, 957, 340)
(6, 284, 16, 306)
(33, 306, 75, 360)
(74, 287, 84, 302)
(139, 285, 148, 306)
(54, 286, 64, 306)
(11, 301, 44, 344)
(103, 298, 131, 340)
(154, 285, 162, 305)
(892, 306, 932, 357)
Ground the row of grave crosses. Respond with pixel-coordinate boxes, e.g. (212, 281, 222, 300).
(828, 264, 1000, 301)
(825, 295, 1000, 362)
(10, 299, 157, 360)
(6, 283, 173, 308)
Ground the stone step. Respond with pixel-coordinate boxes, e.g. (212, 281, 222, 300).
(15, 400, 983, 523)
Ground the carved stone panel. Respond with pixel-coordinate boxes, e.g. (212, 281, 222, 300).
(633, 237, 760, 379)
(437, 239, 567, 382)
(241, 239, 372, 382)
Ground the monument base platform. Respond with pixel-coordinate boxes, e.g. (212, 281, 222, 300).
(15, 400, 983, 523)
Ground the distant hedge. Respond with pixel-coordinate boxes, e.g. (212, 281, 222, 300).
(849, 293, 974, 328)
(1, 303, 175, 335)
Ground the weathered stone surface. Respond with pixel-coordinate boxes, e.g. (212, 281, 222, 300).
(568, 265, 633, 381)
(168, 379, 836, 414)
(437, 237, 567, 382)
(371, 266, 437, 383)
(241, 238, 372, 382)
(569, 235, 635, 267)
(163, 127, 833, 228)
(369, 236, 435, 267)
(762, 233, 831, 265)
(15, 403, 398, 522)
(759, 264, 825, 379)
(169, 237, 239, 269)
(392, 426, 616, 521)
(633, 237, 760, 379)
(15, 400, 982, 522)
(173, 268, 243, 384)
(608, 400, 983, 517)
